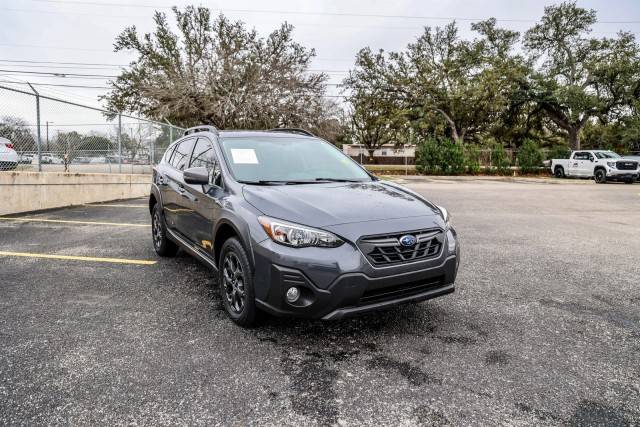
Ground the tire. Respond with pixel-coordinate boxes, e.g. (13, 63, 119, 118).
(554, 166, 565, 178)
(219, 237, 256, 327)
(594, 169, 607, 184)
(151, 204, 179, 257)
(624, 179, 634, 184)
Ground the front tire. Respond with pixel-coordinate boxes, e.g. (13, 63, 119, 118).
(219, 237, 256, 327)
(594, 169, 607, 184)
(151, 204, 179, 257)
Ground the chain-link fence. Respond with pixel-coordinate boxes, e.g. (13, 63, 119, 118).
(0, 84, 183, 173)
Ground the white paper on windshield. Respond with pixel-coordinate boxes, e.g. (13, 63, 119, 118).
(231, 149, 258, 164)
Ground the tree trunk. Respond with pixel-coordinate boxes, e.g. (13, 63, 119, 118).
(568, 127, 580, 151)
(367, 148, 376, 164)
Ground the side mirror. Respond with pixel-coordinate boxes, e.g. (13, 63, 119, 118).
(209, 162, 222, 187)
(183, 167, 209, 185)
(590, 158, 594, 162)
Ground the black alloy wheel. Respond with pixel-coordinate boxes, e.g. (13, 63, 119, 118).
(219, 237, 256, 326)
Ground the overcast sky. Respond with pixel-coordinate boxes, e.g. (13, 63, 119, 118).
(1, 0, 639, 132)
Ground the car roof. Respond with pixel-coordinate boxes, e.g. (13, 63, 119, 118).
(217, 130, 315, 139)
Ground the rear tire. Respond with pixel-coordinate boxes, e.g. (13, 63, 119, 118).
(151, 204, 179, 257)
(554, 166, 565, 178)
(219, 237, 256, 327)
(624, 179, 634, 184)
(594, 169, 607, 184)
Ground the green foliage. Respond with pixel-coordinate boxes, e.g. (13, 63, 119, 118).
(546, 145, 571, 160)
(105, 6, 342, 141)
(415, 138, 443, 174)
(523, 2, 640, 150)
(490, 142, 511, 174)
(415, 138, 468, 175)
(517, 140, 544, 173)
(464, 144, 481, 174)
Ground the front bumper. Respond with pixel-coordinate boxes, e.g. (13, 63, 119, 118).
(252, 231, 459, 320)
(606, 168, 639, 180)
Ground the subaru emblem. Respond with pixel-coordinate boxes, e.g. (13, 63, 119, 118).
(399, 235, 417, 247)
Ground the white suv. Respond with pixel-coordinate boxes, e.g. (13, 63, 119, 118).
(0, 137, 18, 170)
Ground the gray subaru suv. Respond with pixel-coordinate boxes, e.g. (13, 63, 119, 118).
(149, 126, 460, 326)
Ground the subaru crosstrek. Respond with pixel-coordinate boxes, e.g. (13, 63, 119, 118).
(149, 126, 460, 326)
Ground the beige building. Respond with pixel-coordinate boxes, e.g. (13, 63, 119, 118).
(342, 144, 416, 158)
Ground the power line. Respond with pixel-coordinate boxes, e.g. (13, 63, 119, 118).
(0, 80, 109, 89)
(0, 59, 129, 67)
(0, 69, 118, 78)
(0, 63, 126, 71)
(28, 0, 640, 24)
(0, 68, 350, 78)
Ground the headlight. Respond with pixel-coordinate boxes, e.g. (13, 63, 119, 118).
(607, 161, 616, 168)
(258, 216, 343, 248)
(436, 205, 451, 229)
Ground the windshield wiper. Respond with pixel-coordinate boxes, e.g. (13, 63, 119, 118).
(314, 178, 365, 182)
(239, 180, 313, 185)
(239, 178, 366, 185)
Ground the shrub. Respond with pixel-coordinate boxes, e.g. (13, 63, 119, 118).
(415, 138, 442, 174)
(441, 139, 465, 174)
(490, 142, 510, 174)
(517, 139, 544, 173)
(464, 144, 481, 174)
(415, 137, 468, 175)
(546, 145, 571, 160)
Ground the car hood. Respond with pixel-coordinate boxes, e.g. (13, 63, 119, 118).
(242, 181, 441, 230)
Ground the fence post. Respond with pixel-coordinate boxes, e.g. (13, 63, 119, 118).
(117, 113, 122, 173)
(27, 83, 42, 172)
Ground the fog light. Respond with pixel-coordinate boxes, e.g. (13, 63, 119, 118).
(286, 287, 300, 303)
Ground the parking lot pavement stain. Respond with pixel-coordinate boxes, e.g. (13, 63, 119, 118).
(539, 298, 639, 329)
(568, 400, 633, 427)
(281, 350, 339, 426)
(366, 355, 442, 386)
(484, 350, 511, 366)
(412, 404, 451, 426)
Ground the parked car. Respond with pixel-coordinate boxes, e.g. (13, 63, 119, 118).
(73, 156, 91, 164)
(550, 150, 639, 183)
(0, 137, 18, 170)
(18, 153, 33, 164)
(624, 155, 640, 181)
(40, 153, 64, 165)
(89, 157, 107, 164)
(149, 126, 460, 326)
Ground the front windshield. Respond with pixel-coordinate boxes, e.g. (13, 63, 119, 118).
(220, 136, 372, 183)
(594, 151, 621, 159)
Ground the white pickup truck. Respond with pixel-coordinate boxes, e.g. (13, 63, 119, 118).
(550, 150, 639, 184)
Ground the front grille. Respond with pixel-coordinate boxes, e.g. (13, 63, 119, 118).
(617, 161, 638, 170)
(359, 277, 444, 305)
(358, 229, 444, 267)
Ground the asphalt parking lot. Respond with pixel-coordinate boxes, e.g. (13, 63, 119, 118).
(1, 177, 639, 426)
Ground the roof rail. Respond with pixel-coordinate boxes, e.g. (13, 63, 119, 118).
(268, 128, 315, 137)
(183, 125, 219, 136)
